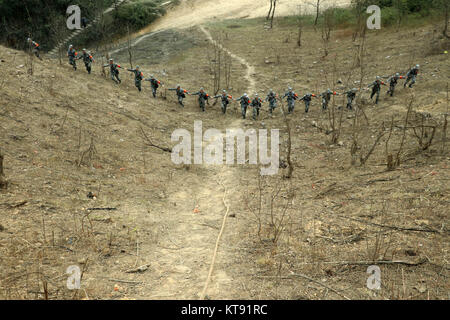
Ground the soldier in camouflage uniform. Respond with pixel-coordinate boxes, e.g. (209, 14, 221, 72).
(368, 76, 386, 105)
(78, 49, 94, 74)
(67, 45, 78, 71)
(190, 88, 210, 112)
(342, 88, 357, 110)
(319, 89, 336, 111)
(251, 94, 262, 120)
(27, 38, 42, 60)
(144, 75, 162, 98)
(236, 93, 251, 119)
(387, 73, 403, 96)
(103, 59, 122, 84)
(127, 66, 144, 92)
(299, 93, 317, 113)
(404, 65, 419, 88)
(265, 89, 278, 115)
(283, 87, 298, 114)
(168, 85, 188, 107)
(214, 90, 233, 114)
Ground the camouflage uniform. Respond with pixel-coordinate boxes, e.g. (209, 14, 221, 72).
(251, 95, 262, 120)
(169, 86, 188, 107)
(320, 89, 335, 110)
(404, 65, 419, 88)
(27, 38, 42, 60)
(387, 73, 403, 96)
(343, 88, 357, 110)
(265, 90, 277, 115)
(299, 93, 316, 113)
(368, 77, 386, 104)
(191, 88, 210, 112)
(214, 91, 232, 114)
(283, 88, 298, 114)
(236, 94, 251, 119)
(144, 75, 161, 98)
(67, 46, 78, 70)
(127, 67, 144, 92)
(103, 60, 122, 84)
(79, 50, 94, 74)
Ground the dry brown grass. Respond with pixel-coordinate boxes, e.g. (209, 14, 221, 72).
(0, 17, 448, 300)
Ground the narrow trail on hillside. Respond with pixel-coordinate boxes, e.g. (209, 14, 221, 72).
(199, 25, 256, 95)
(196, 24, 257, 299)
(109, 22, 260, 299)
(99, 0, 261, 300)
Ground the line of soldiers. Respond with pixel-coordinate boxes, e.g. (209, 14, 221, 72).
(129, 64, 420, 119)
(31, 41, 421, 119)
(67, 45, 95, 74)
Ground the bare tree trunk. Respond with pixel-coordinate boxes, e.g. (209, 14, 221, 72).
(297, 5, 303, 47)
(266, 0, 273, 20)
(270, 0, 277, 29)
(314, 0, 320, 27)
(127, 25, 133, 69)
(0, 151, 7, 189)
(444, 2, 450, 38)
(280, 102, 293, 179)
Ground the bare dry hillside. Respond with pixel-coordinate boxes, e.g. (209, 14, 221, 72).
(0, 1, 449, 300)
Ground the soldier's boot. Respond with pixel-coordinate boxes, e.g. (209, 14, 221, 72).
(404, 78, 410, 88)
(389, 86, 394, 96)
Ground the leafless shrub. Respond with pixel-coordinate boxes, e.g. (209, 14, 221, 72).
(365, 203, 394, 262)
(244, 175, 294, 244)
(77, 136, 98, 167)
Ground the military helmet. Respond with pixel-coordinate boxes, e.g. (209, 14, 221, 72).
(416, 64, 420, 69)
(395, 72, 400, 77)
(177, 84, 180, 88)
(244, 93, 248, 97)
(69, 44, 73, 48)
(352, 88, 357, 92)
(135, 65, 140, 69)
(109, 58, 113, 62)
(82, 48, 86, 51)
